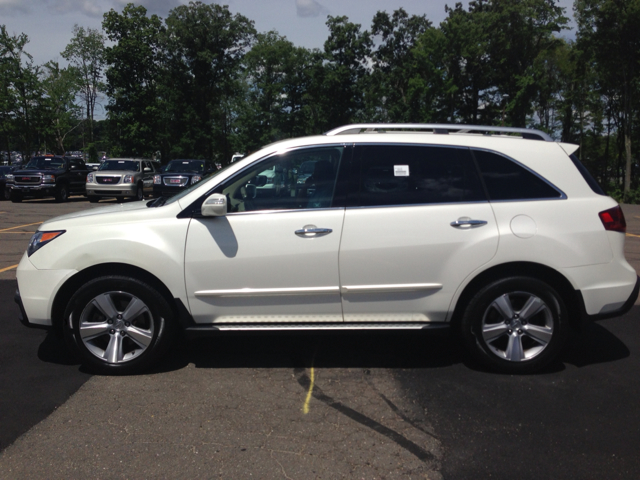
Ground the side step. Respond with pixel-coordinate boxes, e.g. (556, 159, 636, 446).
(184, 322, 450, 338)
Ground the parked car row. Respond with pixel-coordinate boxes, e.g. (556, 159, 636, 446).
(3, 156, 218, 203)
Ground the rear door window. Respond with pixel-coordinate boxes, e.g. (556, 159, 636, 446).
(353, 145, 486, 207)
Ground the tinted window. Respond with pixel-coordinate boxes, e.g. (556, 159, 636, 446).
(570, 154, 605, 195)
(473, 150, 562, 200)
(24, 156, 65, 170)
(99, 160, 140, 172)
(355, 145, 485, 207)
(221, 146, 344, 212)
(165, 160, 206, 174)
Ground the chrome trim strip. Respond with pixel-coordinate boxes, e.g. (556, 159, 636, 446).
(324, 123, 554, 141)
(212, 323, 446, 331)
(341, 283, 443, 293)
(195, 286, 340, 297)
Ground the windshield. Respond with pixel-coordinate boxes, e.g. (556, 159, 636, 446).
(24, 157, 65, 170)
(150, 162, 233, 208)
(165, 160, 205, 174)
(99, 160, 140, 172)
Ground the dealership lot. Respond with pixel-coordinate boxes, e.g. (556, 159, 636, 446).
(1, 198, 640, 478)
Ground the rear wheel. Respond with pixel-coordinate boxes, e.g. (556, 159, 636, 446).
(63, 275, 176, 374)
(460, 276, 569, 374)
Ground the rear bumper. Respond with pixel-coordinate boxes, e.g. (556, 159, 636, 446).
(579, 275, 640, 322)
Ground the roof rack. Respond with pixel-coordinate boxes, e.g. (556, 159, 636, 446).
(324, 124, 554, 142)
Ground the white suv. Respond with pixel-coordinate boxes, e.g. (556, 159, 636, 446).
(15, 124, 638, 374)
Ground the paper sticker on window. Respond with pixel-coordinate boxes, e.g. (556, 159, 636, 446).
(394, 165, 409, 177)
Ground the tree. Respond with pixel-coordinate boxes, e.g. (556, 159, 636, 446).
(575, 0, 640, 194)
(61, 25, 105, 145)
(162, 1, 255, 162)
(102, 4, 165, 157)
(369, 8, 432, 122)
(322, 16, 372, 129)
(40, 62, 82, 154)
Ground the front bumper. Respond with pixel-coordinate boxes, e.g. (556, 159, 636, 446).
(16, 254, 76, 328)
(9, 184, 56, 195)
(153, 184, 188, 197)
(87, 183, 137, 197)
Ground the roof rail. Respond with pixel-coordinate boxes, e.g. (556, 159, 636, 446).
(324, 124, 554, 142)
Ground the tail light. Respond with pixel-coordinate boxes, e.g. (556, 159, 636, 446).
(599, 206, 626, 233)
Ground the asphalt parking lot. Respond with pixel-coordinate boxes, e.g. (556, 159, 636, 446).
(1, 197, 640, 478)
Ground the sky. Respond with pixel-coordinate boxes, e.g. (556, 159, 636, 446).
(1, 0, 577, 67)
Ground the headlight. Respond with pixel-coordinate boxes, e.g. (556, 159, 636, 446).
(153, 174, 161, 184)
(6, 174, 13, 181)
(42, 174, 55, 183)
(191, 175, 202, 184)
(27, 230, 65, 257)
(87, 173, 94, 183)
(123, 175, 133, 184)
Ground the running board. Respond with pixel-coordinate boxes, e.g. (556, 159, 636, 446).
(184, 322, 449, 338)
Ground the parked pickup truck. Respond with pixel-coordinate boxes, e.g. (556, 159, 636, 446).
(6, 155, 90, 203)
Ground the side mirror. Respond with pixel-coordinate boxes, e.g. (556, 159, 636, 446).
(201, 193, 227, 217)
(253, 175, 267, 187)
(144, 167, 151, 172)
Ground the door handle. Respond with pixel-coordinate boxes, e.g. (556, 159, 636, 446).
(450, 219, 488, 228)
(295, 225, 333, 237)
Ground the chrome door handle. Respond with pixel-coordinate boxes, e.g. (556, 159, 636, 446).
(295, 225, 333, 237)
(450, 219, 488, 228)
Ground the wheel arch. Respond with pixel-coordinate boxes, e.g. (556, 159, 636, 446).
(449, 261, 582, 331)
(51, 262, 192, 331)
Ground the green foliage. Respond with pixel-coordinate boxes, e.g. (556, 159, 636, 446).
(87, 143, 98, 162)
(2, 0, 640, 191)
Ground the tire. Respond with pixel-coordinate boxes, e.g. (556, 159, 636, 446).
(63, 275, 176, 374)
(10, 191, 22, 203)
(3, 187, 10, 201)
(135, 183, 144, 201)
(55, 183, 69, 203)
(459, 276, 569, 374)
(88, 195, 99, 203)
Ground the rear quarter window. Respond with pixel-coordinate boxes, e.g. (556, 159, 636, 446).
(473, 149, 563, 201)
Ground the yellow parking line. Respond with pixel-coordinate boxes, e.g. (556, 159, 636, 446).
(302, 364, 315, 414)
(0, 231, 35, 234)
(0, 264, 18, 273)
(0, 222, 42, 232)
(627, 233, 640, 238)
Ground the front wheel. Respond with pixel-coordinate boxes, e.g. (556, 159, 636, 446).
(88, 195, 99, 203)
(3, 187, 10, 201)
(63, 276, 176, 374)
(135, 183, 144, 201)
(10, 190, 22, 203)
(459, 276, 569, 374)
(55, 184, 69, 202)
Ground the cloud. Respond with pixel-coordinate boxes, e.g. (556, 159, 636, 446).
(295, 0, 328, 18)
(0, 0, 105, 17)
(0, 0, 33, 15)
(112, 0, 185, 17)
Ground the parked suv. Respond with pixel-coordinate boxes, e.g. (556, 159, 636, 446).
(6, 155, 89, 202)
(15, 124, 638, 374)
(86, 158, 159, 202)
(153, 159, 215, 198)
